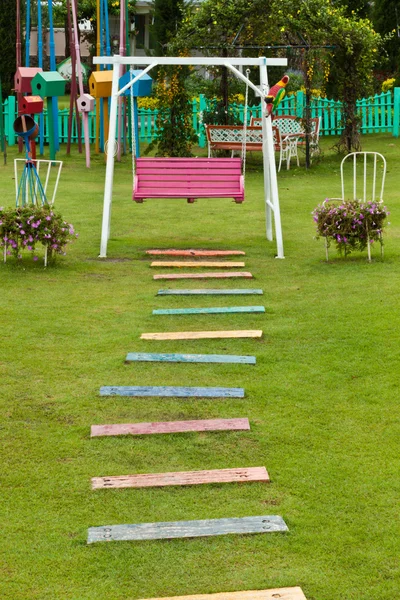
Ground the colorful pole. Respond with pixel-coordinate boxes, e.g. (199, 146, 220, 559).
(47, 0, 60, 152)
(25, 0, 31, 66)
(37, 0, 44, 155)
(66, 0, 82, 155)
(16, 0, 23, 153)
(71, 0, 91, 167)
(117, 0, 126, 161)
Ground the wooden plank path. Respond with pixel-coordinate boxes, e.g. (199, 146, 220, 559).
(100, 386, 245, 398)
(158, 289, 263, 296)
(125, 352, 256, 365)
(151, 261, 246, 268)
(91, 418, 251, 438)
(138, 588, 308, 600)
(152, 306, 265, 316)
(91, 467, 270, 489)
(153, 272, 253, 281)
(141, 330, 262, 341)
(87, 515, 288, 544)
(147, 250, 246, 257)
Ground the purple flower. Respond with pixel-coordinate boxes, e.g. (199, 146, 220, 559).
(20, 229, 25, 235)
(33, 256, 38, 261)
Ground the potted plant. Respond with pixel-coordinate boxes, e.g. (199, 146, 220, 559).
(312, 199, 389, 262)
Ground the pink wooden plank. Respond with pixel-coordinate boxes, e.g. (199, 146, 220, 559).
(91, 466, 270, 489)
(146, 250, 245, 256)
(150, 261, 245, 268)
(153, 272, 253, 280)
(91, 418, 250, 437)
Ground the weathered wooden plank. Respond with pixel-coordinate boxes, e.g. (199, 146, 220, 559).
(125, 352, 256, 365)
(137, 588, 307, 600)
(151, 262, 246, 268)
(157, 289, 263, 296)
(140, 330, 263, 341)
(87, 515, 288, 544)
(91, 418, 251, 438)
(146, 250, 246, 257)
(153, 272, 253, 281)
(91, 467, 270, 489)
(152, 306, 265, 316)
(100, 386, 245, 398)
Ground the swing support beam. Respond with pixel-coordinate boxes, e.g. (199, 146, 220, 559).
(93, 55, 287, 259)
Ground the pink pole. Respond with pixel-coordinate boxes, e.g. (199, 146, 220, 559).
(71, 0, 90, 167)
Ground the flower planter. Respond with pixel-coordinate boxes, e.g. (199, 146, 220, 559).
(313, 199, 389, 262)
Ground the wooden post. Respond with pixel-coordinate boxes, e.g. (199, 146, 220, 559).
(47, 97, 56, 160)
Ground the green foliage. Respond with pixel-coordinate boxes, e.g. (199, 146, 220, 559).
(313, 199, 388, 255)
(150, 65, 197, 157)
(152, 0, 184, 54)
(0, 0, 17, 97)
(0, 205, 77, 262)
(372, 0, 400, 74)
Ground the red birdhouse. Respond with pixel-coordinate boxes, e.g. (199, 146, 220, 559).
(18, 95, 44, 115)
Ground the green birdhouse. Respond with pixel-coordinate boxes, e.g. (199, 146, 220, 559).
(31, 72, 66, 98)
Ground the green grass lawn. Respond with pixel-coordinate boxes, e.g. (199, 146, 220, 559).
(1, 135, 399, 600)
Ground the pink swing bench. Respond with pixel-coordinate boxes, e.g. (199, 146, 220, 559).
(133, 157, 244, 204)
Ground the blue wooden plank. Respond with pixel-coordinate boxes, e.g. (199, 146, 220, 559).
(152, 306, 265, 316)
(100, 386, 245, 398)
(125, 352, 256, 365)
(157, 289, 263, 295)
(87, 515, 288, 544)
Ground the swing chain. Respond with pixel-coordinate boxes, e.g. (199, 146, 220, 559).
(241, 68, 250, 190)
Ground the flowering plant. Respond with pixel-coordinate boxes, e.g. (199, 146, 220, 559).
(0, 205, 78, 265)
(312, 200, 388, 259)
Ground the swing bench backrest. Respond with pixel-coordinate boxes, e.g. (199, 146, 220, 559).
(133, 157, 244, 204)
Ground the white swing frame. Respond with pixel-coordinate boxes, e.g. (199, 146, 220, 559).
(93, 55, 287, 259)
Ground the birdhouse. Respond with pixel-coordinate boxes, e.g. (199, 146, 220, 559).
(31, 72, 66, 98)
(14, 67, 43, 94)
(18, 95, 44, 115)
(118, 70, 153, 97)
(88, 71, 113, 98)
(77, 93, 95, 113)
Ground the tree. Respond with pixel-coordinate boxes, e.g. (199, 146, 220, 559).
(0, 0, 18, 96)
(372, 0, 400, 75)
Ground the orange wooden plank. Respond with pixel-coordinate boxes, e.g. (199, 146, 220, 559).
(151, 261, 245, 268)
(137, 588, 307, 600)
(146, 250, 246, 257)
(140, 330, 263, 340)
(91, 467, 270, 489)
(91, 418, 250, 437)
(153, 272, 253, 280)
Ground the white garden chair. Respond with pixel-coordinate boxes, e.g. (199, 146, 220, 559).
(324, 152, 387, 261)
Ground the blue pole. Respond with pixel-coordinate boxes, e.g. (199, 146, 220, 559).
(25, 0, 31, 66)
(37, 0, 44, 155)
(47, 0, 60, 152)
(99, 0, 105, 151)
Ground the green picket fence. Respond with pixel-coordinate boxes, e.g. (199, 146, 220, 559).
(2, 89, 400, 148)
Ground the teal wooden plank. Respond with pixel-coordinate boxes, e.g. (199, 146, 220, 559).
(100, 386, 244, 398)
(125, 352, 256, 365)
(152, 306, 265, 316)
(157, 289, 263, 295)
(87, 515, 288, 544)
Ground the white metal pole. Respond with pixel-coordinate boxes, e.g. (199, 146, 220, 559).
(260, 59, 285, 258)
(259, 60, 272, 242)
(99, 59, 120, 257)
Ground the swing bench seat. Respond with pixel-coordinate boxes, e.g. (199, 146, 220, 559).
(133, 157, 244, 204)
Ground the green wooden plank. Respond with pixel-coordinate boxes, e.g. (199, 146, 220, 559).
(152, 306, 265, 316)
(157, 289, 264, 296)
(87, 515, 288, 544)
(100, 386, 244, 398)
(125, 352, 256, 365)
